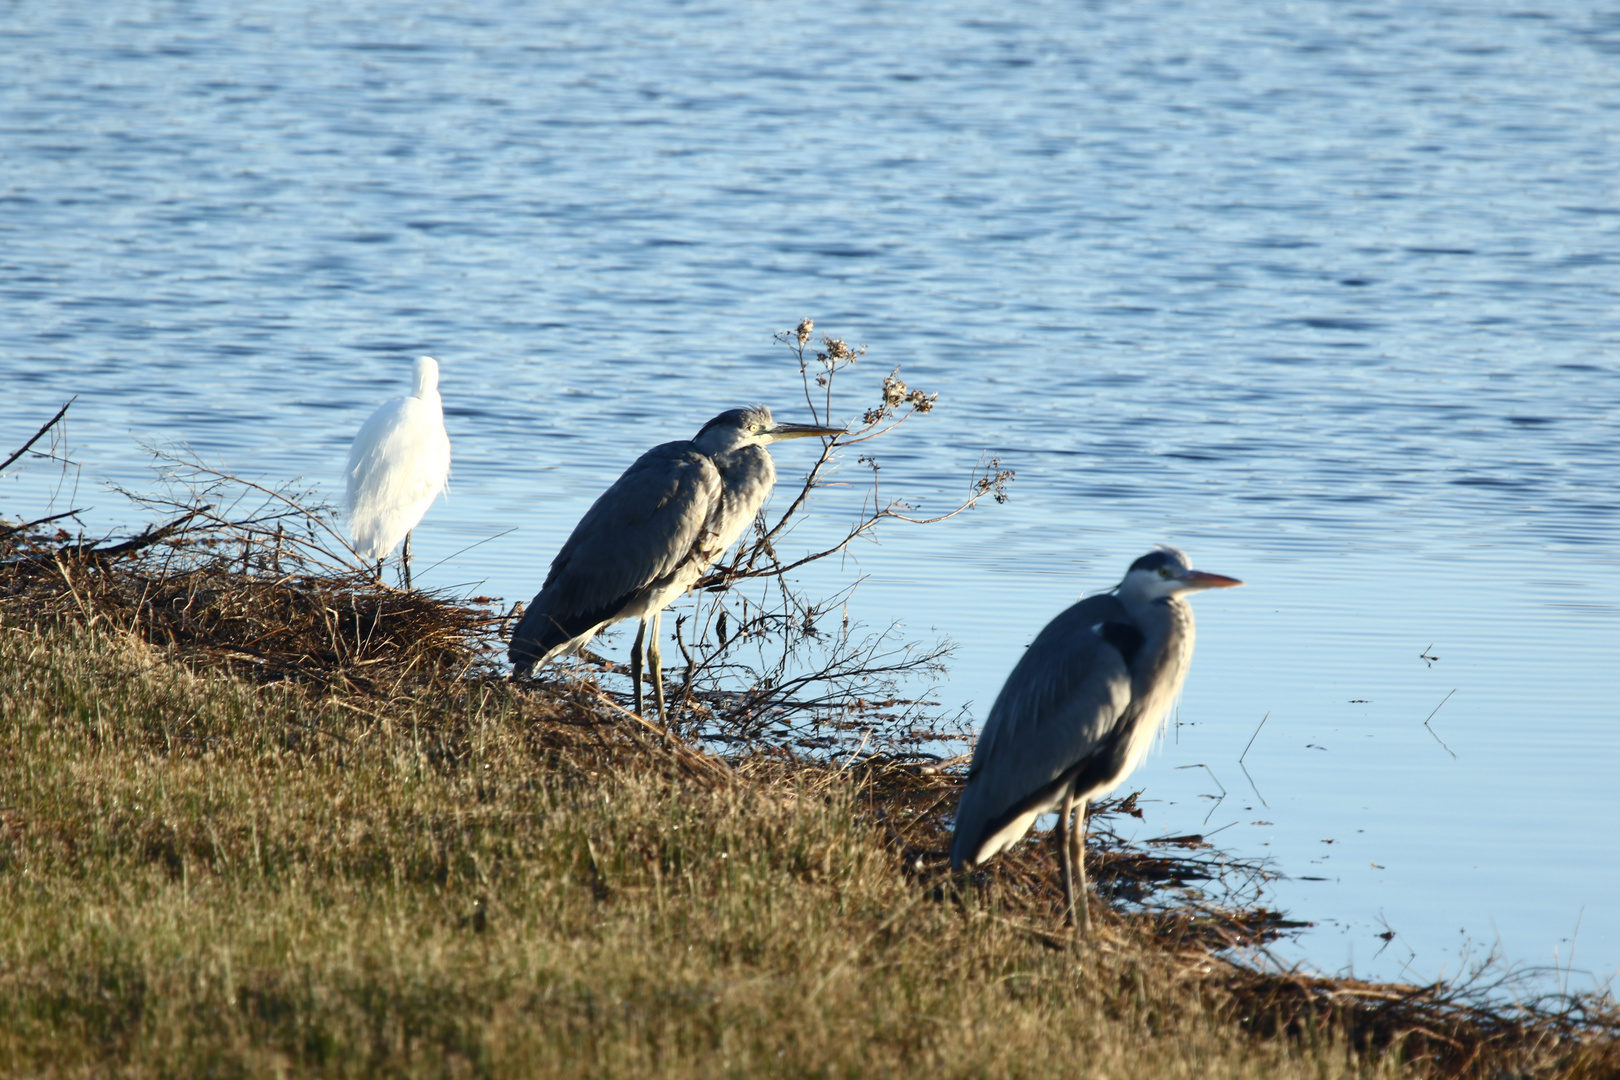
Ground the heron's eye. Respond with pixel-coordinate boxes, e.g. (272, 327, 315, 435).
(749, 424, 761, 433)
(1158, 567, 1173, 579)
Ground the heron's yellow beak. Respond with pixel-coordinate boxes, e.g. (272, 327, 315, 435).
(1182, 570, 1244, 590)
(765, 420, 844, 442)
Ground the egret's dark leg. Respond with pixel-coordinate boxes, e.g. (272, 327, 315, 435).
(1058, 787, 1077, 929)
(374, 559, 385, 583)
(1072, 795, 1092, 936)
(647, 610, 666, 722)
(631, 621, 647, 716)
(401, 531, 413, 590)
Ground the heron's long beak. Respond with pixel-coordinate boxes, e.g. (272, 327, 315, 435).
(1183, 570, 1244, 590)
(766, 420, 845, 442)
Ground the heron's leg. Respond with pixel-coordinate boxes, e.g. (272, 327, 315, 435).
(1073, 796, 1092, 936)
(647, 610, 666, 722)
(401, 531, 413, 590)
(1058, 787, 1077, 930)
(631, 621, 647, 716)
(374, 559, 385, 583)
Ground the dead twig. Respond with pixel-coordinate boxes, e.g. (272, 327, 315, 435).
(0, 398, 74, 476)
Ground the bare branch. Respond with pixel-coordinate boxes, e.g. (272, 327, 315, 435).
(662, 321, 1013, 757)
(131, 445, 366, 568)
(0, 398, 75, 475)
(64, 504, 215, 560)
(0, 508, 85, 539)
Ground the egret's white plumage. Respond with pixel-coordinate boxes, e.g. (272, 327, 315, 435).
(950, 547, 1242, 932)
(344, 356, 452, 581)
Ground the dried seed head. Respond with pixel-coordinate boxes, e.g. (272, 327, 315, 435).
(973, 457, 1017, 504)
(907, 389, 937, 413)
(816, 336, 865, 366)
(795, 318, 814, 346)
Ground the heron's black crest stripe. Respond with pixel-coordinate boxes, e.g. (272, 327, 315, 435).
(695, 406, 762, 440)
(694, 412, 736, 440)
(1127, 547, 1187, 575)
(1098, 621, 1145, 668)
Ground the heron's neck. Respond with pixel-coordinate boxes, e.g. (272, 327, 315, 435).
(706, 445, 777, 546)
(1130, 595, 1196, 694)
(1105, 594, 1196, 793)
(712, 444, 776, 491)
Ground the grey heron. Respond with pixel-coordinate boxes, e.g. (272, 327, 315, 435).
(508, 405, 843, 719)
(344, 356, 452, 590)
(949, 547, 1242, 932)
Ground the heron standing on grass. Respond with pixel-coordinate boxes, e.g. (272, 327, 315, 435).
(950, 547, 1242, 933)
(344, 356, 452, 589)
(508, 406, 843, 720)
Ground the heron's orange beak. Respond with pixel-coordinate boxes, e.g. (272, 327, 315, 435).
(1183, 570, 1244, 589)
(766, 420, 845, 441)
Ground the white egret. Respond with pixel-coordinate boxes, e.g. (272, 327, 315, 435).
(343, 355, 451, 589)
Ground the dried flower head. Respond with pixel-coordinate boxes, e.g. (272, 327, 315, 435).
(795, 318, 814, 346)
(881, 371, 908, 407)
(816, 336, 865, 367)
(860, 368, 938, 425)
(973, 457, 1016, 504)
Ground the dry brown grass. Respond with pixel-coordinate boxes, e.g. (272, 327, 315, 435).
(0, 507, 1616, 1078)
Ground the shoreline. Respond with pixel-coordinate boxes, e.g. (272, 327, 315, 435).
(2, 496, 1615, 1078)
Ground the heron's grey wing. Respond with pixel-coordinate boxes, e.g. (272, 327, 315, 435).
(509, 443, 722, 666)
(951, 594, 1137, 867)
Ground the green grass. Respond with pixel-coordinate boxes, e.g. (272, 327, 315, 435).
(2, 616, 1607, 1078)
(0, 620, 1387, 1079)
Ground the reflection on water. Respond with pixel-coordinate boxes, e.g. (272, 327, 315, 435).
(4, 0, 1619, 987)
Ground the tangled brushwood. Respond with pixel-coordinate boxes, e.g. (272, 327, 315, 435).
(644, 323, 1015, 752)
(1, 464, 505, 698)
(3, 370, 1619, 1077)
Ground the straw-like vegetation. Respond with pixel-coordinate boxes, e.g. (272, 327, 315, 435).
(3, 391, 1617, 1078)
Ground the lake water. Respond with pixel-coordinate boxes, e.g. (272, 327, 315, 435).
(4, 0, 1618, 990)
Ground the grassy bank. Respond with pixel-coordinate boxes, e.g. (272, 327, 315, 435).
(0, 510, 1615, 1078)
(0, 620, 1353, 1079)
